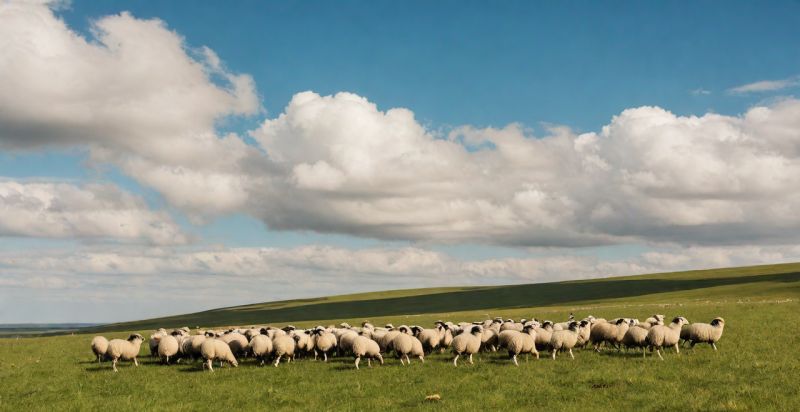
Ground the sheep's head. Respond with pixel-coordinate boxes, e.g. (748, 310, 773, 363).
(672, 317, 689, 326)
(614, 318, 626, 325)
(398, 325, 411, 335)
(385, 323, 395, 330)
(128, 333, 144, 342)
(568, 321, 579, 331)
(470, 325, 483, 335)
(654, 314, 665, 321)
(411, 326, 422, 336)
(711, 317, 725, 327)
(542, 321, 553, 330)
(283, 325, 296, 332)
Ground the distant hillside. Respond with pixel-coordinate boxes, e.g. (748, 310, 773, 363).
(84, 262, 800, 333)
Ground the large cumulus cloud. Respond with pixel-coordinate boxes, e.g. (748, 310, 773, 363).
(3, 1, 800, 249)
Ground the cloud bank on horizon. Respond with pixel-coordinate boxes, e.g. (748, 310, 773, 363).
(1, 1, 799, 322)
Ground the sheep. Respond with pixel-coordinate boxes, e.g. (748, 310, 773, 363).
(220, 333, 249, 358)
(550, 321, 585, 360)
(106, 334, 145, 372)
(499, 320, 523, 332)
(248, 334, 274, 365)
(90, 336, 108, 363)
(643, 314, 666, 329)
(413, 326, 441, 353)
(646, 316, 690, 360)
(622, 321, 650, 353)
(352, 335, 383, 369)
(451, 325, 483, 367)
(392, 326, 425, 365)
(575, 319, 593, 348)
(148, 330, 167, 357)
(200, 338, 238, 371)
(181, 334, 209, 361)
(500, 324, 539, 366)
(534, 321, 554, 352)
(480, 327, 499, 352)
(157, 333, 180, 364)
(590, 318, 630, 351)
(553, 313, 576, 331)
(272, 334, 297, 367)
(681, 317, 725, 350)
(337, 330, 360, 356)
(312, 328, 337, 361)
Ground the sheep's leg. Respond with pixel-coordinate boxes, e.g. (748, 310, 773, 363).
(453, 354, 459, 367)
(419, 355, 424, 364)
(656, 349, 664, 360)
(274, 355, 281, 367)
(512, 354, 518, 367)
(569, 349, 574, 359)
(355, 356, 360, 370)
(323, 352, 328, 362)
(112, 359, 118, 372)
(368, 358, 372, 367)
(133, 357, 139, 367)
(552, 350, 557, 360)
(712, 343, 717, 351)
(468, 353, 474, 365)
(674, 344, 680, 355)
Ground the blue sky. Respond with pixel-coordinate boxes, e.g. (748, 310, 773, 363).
(1, 1, 800, 323)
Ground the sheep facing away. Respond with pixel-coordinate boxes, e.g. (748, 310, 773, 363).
(272, 335, 297, 367)
(451, 326, 483, 367)
(646, 317, 690, 360)
(90, 336, 109, 363)
(106, 334, 145, 372)
(681, 317, 725, 350)
(352, 336, 383, 369)
(392, 327, 425, 365)
(248, 335, 274, 365)
(500, 324, 539, 366)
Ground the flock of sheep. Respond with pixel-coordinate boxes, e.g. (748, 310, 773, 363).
(89, 314, 726, 372)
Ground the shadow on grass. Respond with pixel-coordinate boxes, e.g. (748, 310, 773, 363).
(90, 271, 800, 332)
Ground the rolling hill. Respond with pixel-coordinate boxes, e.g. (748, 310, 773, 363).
(88, 262, 800, 332)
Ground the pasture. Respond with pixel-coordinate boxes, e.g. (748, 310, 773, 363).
(1, 263, 799, 411)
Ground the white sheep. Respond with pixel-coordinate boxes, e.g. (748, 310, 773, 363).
(622, 321, 650, 353)
(106, 334, 145, 372)
(312, 327, 337, 361)
(392, 326, 425, 365)
(413, 325, 441, 353)
(500, 324, 539, 366)
(646, 316, 689, 360)
(352, 335, 383, 369)
(90, 336, 108, 363)
(248, 334, 274, 365)
(681, 317, 725, 350)
(148, 330, 167, 357)
(451, 325, 483, 367)
(589, 318, 630, 351)
(534, 321, 554, 352)
(157, 333, 180, 364)
(550, 321, 586, 360)
(200, 338, 238, 371)
(220, 333, 249, 358)
(272, 335, 297, 367)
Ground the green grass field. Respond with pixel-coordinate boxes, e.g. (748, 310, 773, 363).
(1, 263, 799, 411)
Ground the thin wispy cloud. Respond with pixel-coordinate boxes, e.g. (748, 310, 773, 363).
(690, 88, 711, 96)
(728, 76, 800, 94)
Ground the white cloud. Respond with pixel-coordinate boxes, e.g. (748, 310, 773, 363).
(3, 2, 800, 250)
(1, 242, 798, 322)
(728, 76, 800, 94)
(690, 88, 711, 96)
(0, 179, 187, 245)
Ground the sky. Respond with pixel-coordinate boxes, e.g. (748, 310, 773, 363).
(1, 0, 800, 323)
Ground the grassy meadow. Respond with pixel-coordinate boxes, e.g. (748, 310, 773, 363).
(1, 263, 799, 411)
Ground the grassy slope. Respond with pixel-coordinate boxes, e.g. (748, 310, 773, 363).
(92, 262, 800, 332)
(1, 263, 799, 411)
